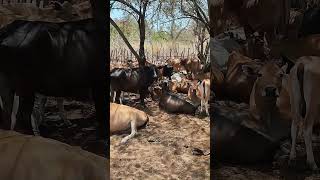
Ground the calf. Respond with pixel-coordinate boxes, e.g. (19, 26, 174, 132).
(0, 130, 109, 180)
(110, 103, 149, 144)
(196, 79, 210, 116)
(249, 62, 288, 131)
(288, 56, 320, 171)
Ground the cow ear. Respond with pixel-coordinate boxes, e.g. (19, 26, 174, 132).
(241, 65, 257, 76)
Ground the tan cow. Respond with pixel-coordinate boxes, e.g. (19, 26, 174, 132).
(188, 79, 210, 115)
(184, 57, 203, 74)
(110, 103, 149, 144)
(167, 57, 183, 72)
(168, 79, 192, 94)
(249, 62, 288, 130)
(288, 56, 320, 171)
(0, 130, 109, 180)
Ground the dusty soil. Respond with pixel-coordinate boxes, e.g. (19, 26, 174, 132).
(110, 96, 210, 179)
(36, 96, 106, 158)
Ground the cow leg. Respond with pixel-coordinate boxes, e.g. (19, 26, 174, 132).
(57, 97, 71, 126)
(304, 106, 319, 171)
(289, 115, 299, 163)
(200, 99, 203, 113)
(205, 101, 209, 116)
(120, 120, 137, 144)
(140, 91, 146, 106)
(119, 91, 123, 104)
(112, 91, 116, 103)
(15, 94, 35, 135)
(116, 90, 121, 104)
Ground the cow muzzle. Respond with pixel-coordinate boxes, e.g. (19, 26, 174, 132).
(263, 86, 279, 97)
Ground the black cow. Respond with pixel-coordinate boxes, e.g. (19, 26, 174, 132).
(158, 65, 174, 80)
(0, 19, 107, 140)
(299, 7, 320, 37)
(159, 81, 197, 115)
(110, 65, 159, 106)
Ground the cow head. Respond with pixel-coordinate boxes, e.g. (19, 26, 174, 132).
(252, 62, 288, 98)
(148, 65, 159, 80)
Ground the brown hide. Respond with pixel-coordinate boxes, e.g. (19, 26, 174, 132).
(110, 103, 148, 134)
(225, 51, 263, 103)
(249, 62, 288, 129)
(0, 130, 108, 180)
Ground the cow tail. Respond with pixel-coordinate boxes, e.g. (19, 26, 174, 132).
(297, 63, 306, 118)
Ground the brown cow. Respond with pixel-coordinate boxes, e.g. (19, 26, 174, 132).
(288, 56, 320, 171)
(168, 79, 192, 94)
(110, 103, 149, 144)
(0, 130, 108, 180)
(225, 51, 263, 103)
(249, 62, 288, 130)
(184, 57, 203, 74)
(167, 57, 184, 72)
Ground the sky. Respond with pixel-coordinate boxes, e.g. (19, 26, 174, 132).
(111, 9, 125, 20)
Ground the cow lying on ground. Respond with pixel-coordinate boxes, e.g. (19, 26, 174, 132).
(159, 81, 197, 115)
(168, 79, 192, 94)
(0, 19, 107, 139)
(110, 65, 158, 106)
(225, 51, 263, 103)
(288, 56, 320, 171)
(110, 103, 149, 144)
(0, 130, 109, 180)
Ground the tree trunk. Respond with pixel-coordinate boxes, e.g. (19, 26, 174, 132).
(138, 7, 147, 67)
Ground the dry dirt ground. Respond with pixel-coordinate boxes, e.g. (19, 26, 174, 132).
(110, 96, 210, 179)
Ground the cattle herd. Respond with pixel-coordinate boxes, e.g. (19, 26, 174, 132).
(0, 0, 320, 179)
(209, 1, 320, 173)
(110, 56, 211, 143)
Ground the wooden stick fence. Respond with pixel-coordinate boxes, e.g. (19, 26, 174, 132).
(110, 46, 198, 66)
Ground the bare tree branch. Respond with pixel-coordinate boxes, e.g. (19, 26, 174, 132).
(112, 0, 141, 15)
(110, 17, 140, 62)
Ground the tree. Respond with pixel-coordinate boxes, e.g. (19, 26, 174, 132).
(180, 0, 209, 63)
(110, 0, 155, 67)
